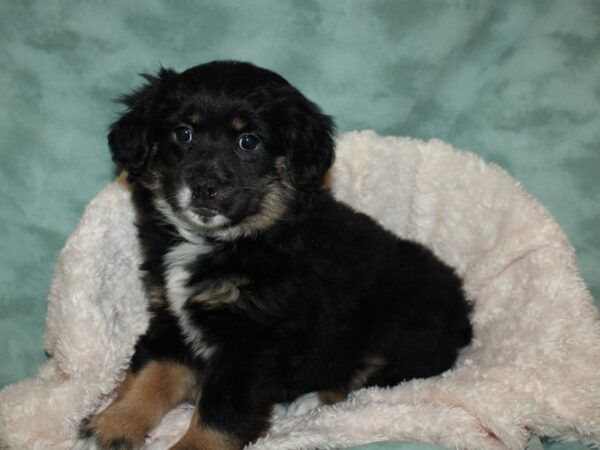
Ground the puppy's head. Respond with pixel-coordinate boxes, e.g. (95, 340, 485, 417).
(109, 61, 335, 238)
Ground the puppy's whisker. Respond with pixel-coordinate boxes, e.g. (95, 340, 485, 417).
(166, 193, 183, 206)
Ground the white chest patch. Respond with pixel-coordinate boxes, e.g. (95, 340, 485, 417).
(164, 237, 216, 359)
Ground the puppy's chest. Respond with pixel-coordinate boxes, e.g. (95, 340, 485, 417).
(161, 238, 245, 357)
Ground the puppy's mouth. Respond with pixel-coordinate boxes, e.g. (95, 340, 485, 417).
(148, 184, 232, 236)
(191, 206, 219, 218)
(184, 206, 231, 229)
(177, 186, 232, 230)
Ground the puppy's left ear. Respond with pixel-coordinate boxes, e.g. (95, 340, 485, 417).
(278, 89, 335, 192)
(108, 68, 177, 180)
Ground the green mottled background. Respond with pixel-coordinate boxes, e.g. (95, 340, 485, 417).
(0, 1, 598, 448)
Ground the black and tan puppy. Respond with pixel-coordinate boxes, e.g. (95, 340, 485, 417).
(80, 61, 472, 449)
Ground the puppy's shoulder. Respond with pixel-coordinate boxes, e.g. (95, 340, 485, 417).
(309, 191, 395, 239)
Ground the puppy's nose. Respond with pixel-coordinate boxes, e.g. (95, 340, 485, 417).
(191, 179, 218, 200)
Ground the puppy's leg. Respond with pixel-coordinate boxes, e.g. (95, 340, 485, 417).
(168, 351, 277, 450)
(169, 407, 240, 450)
(81, 361, 197, 449)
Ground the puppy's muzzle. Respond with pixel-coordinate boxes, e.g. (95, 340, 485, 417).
(182, 163, 234, 212)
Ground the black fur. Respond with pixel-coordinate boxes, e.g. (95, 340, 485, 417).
(109, 61, 472, 447)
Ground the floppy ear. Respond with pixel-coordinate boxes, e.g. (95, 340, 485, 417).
(108, 68, 177, 180)
(278, 88, 336, 192)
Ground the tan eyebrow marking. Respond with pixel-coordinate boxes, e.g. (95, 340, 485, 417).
(189, 113, 202, 125)
(232, 117, 247, 131)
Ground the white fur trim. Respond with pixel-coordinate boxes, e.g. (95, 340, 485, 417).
(164, 239, 216, 359)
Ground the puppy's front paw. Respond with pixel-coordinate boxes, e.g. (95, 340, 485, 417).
(77, 407, 146, 450)
(75, 435, 134, 450)
(285, 392, 323, 417)
(73, 430, 100, 450)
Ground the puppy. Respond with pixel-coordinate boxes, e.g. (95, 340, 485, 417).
(80, 61, 472, 450)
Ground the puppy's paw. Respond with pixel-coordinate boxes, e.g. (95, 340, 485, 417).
(285, 392, 323, 417)
(74, 435, 133, 450)
(77, 408, 146, 450)
(73, 433, 100, 450)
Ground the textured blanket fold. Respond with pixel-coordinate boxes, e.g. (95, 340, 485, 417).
(1, 130, 599, 450)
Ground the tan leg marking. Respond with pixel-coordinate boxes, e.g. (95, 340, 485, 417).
(86, 361, 197, 448)
(349, 354, 387, 390)
(318, 389, 347, 405)
(317, 355, 387, 407)
(169, 408, 241, 450)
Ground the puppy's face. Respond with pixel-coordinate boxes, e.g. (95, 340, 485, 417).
(108, 61, 334, 237)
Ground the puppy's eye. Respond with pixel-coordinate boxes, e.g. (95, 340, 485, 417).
(239, 134, 260, 151)
(174, 126, 193, 143)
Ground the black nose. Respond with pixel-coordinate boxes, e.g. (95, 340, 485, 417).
(191, 179, 218, 200)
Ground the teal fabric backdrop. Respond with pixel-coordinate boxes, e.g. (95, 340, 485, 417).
(1, 1, 598, 448)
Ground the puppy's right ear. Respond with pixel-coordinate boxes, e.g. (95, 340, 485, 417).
(108, 68, 177, 180)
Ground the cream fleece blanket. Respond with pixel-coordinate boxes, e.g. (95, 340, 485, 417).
(1, 130, 599, 450)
